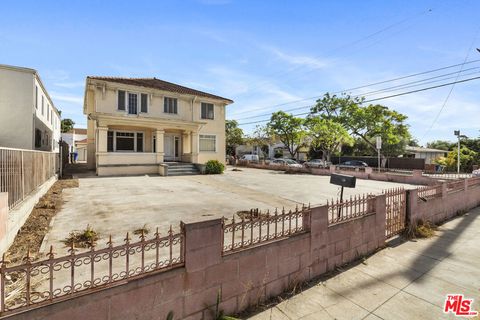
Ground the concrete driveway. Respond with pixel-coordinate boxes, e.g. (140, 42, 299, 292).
(43, 167, 416, 253)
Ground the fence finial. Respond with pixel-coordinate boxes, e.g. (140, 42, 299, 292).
(48, 245, 55, 259)
(125, 232, 131, 243)
(68, 242, 76, 255)
(154, 227, 160, 239)
(107, 235, 113, 248)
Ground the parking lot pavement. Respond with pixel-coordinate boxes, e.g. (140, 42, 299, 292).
(248, 207, 480, 320)
(43, 167, 417, 253)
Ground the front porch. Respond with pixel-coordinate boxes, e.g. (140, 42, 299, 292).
(93, 117, 203, 176)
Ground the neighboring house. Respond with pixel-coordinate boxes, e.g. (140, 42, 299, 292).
(404, 146, 448, 164)
(83, 77, 233, 176)
(236, 141, 308, 161)
(0, 64, 61, 152)
(61, 128, 87, 155)
(75, 138, 88, 162)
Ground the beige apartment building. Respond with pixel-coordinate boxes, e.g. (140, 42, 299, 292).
(83, 77, 233, 176)
(0, 64, 61, 152)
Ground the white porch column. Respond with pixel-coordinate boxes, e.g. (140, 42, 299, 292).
(191, 131, 199, 163)
(155, 129, 165, 163)
(97, 127, 108, 153)
(182, 131, 191, 154)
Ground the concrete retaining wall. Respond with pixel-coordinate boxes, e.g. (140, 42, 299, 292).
(7, 197, 387, 320)
(0, 176, 57, 255)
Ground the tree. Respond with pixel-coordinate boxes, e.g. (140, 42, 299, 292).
(426, 140, 454, 151)
(304, 117, 353, 161)
(310, 93, 411, 157)
(435, 146, 478, 172)
(266, 111, 306, 158)
(61, 119, 75, 133)
(225, 120, 244, 156)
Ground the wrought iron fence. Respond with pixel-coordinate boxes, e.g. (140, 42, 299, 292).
(335, 166, 366, 173)
(0, 147, 58, 210)
(327, 194, 376, 225)
(417, 185, 443, 202)
(222, 206, 310, 253)
(423, 172, 472, 180)
(0, 226, 183, 315)
(383, 188, 406, 238)
(372, 168, 413, 175)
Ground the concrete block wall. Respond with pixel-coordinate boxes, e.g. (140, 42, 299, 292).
(7, 199, 387, 320)
(408, 181, 480, 226)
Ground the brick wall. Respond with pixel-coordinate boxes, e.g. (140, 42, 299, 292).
(8, 197, 387, 320)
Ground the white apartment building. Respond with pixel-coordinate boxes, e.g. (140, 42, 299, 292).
(0, 64, 61, 152)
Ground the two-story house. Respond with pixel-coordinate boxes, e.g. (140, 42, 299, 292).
(83, 77, 233, 176)
(0, 64, 61, 152)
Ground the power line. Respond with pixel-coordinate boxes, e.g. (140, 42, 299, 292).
(235, 66, 480, 121)
(232, 58, 480, 117)
(421, 29, 480, 140)
(231, 8, 433, 101)
(237, 75, 480, 126)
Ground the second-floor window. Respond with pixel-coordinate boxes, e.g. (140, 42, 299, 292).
(201, 103, 214, 120)
(47, 105, 50, 121)
(164, 97, 178, 114)
(141, 93, 148, 113)
(41, 96, 44, 115)
(128, 93, 138, 114)
(118, 90, 126, 111)
(35, 86, 38, 109)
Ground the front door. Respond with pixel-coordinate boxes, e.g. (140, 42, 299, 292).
(164, 135, 181, 161)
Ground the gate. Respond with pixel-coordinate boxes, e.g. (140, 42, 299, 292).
(383, 188, 406, 238)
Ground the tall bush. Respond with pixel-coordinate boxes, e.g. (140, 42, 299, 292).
(205, 160, 225, 174)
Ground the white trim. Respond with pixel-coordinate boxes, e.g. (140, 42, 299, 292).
(108, 129, 145, 153)
(198, 133, 217, 153)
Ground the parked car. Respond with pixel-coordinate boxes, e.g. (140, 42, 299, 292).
(240, 154, 260, 162)
(473, 169, 480, 177)
(338, 160, 369, 168)
(304, 159, 331, 168)
(270, 158, 303, 168)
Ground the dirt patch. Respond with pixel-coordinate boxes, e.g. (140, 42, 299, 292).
(5, 178, 79, 265)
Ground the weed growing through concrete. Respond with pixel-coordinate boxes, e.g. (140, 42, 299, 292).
(406, 220, 437, 239)
(133, 224, 150, 236)
(62, 225, 99, 248)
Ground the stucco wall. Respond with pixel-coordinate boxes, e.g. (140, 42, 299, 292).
(0, 67, 34, 149)
(7, 198, 386, 320)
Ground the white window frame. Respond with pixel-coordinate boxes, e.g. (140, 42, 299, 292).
(117, 89, 149, 115)
(199, 134, 217, 153)
(200, 102, 215, 120)
(108, 130, 145, 153)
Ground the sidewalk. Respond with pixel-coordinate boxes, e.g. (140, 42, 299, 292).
(248, 207, 480, 320)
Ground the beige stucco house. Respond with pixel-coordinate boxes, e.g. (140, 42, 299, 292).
(83, 77, 233, 176)
(0, 64, 61, 152)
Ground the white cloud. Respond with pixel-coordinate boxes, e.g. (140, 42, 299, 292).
(53, 81, 85, 89)
(50, 92, 84, 105)
(265, 46, 330, 70)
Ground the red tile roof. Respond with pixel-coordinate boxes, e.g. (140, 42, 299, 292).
(87, 77, 233, 103)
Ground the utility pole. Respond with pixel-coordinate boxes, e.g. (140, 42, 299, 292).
(454, 130, 460, 174)
(376, 136, 382, 171)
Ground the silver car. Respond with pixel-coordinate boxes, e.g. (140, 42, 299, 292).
(270, 158, 303, 168)
(305, 159, 331, 168)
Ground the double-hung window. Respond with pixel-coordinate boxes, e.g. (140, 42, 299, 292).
(164, 97, 178, 114)
(41, 96, 44, 115)
(128, 93, 138, 114)
(199, 134, 216, 152)
(201, 103, 214, 120)
(118, 90, 126, 111)
(35, 86, 38, 109)
(141, 93, 148, 113)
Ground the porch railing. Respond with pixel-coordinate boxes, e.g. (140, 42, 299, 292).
(0, 148, 58, 210)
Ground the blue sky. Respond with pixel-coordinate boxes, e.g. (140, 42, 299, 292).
(1, 0, 479, 145)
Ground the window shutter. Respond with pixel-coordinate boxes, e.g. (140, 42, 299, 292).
(141, 94, 148, 113)
(118, 90, 126, 110)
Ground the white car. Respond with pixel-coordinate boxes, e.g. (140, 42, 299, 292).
(472, 169, 480, 177)
(240, 154, 259, 162)
(270, 158, 303, 168)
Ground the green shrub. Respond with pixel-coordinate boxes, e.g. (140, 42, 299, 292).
(205, 160, 225, 174)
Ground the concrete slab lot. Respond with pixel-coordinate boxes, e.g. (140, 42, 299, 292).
(43, 167, 416, 253)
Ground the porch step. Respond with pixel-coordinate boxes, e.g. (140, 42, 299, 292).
(166, 163, 200, 176)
